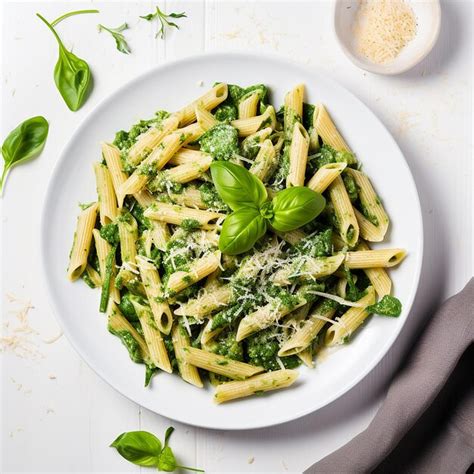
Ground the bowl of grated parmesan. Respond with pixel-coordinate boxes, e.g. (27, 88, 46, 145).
(334, 0, 441, 75)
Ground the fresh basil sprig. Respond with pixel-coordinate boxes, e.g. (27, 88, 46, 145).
(1, 116, 49, 195)
(210, 162, 326, 255)
(98, 23, 131, 54)
(140, 6, 187, 39)
(37, 12, 95, 111)
(111, 428, 204, 472)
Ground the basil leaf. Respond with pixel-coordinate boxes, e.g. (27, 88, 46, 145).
(1, 116, 49, 194)
(98, 23, 131, 54)
(367, 295, 402, 317)
(37, 13, 92, 111)
(219, 208, 267, 255)
(157, 446, 177, 472)
(210, 161, 267, 211)
(270, 187, 326, 232)
(110, 431, 161, 467)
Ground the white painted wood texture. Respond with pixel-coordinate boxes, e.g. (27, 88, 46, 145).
(1, 1, 472, 473)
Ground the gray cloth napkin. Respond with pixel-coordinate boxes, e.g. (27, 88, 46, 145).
(305, 278, 474, 474)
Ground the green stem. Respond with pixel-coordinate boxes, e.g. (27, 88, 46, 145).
(176, 466, 205, 473)
(51, 9, 99, 27)
(0, 165, 9, 196)
(36, 13, 64, 49)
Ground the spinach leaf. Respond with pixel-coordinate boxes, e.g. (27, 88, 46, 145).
(98, 23, 131, 54)
(37, 13, 93, 111)
(270, 186, 326, 232)
(219, 207, 267, 255)
(210, 161, 267, 210)
(367, 295, 402, 317)
(1, 116, 49, 194)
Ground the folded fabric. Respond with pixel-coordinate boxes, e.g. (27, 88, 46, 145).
(305, 278, 474, 474)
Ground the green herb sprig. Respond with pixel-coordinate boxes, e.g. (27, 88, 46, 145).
(210, 162, 326, 255)
(111, 428, 204, 472)
(140, 6, 187, 39)
(36, 10, 98, 111)
(1, 116, 49, 195)
(98, 23, 131, 54)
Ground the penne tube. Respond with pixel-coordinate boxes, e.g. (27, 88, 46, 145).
(168, 148, 207, 166)
(238, 92, 260, 119)
(344, 248, 406, 269)
(354, 208, 384, 242)
(176, 83, 228, 126)
(168, 187, 208, 209)
(118, 133, 182, 198)
(150, 220, 170, 251)
(68, 203, 98, 281)
(274, 229, 306, 246)
(137, 256, 173, 335)
(307, 162, 347, 194)
(249, 139, 277, 182)
(107, 302, 151, 364)
(278, 300, 338, 356)
(94, 163, 118, 225)
(346, 168, 390, 238)
(214, 369, 298, 403)
(117, 211, 138, 265)
(144, 202, 225, 229)
(328, 176, 359, 247)
(131, 299, 172, 373)
(127, 115, 180, 166)
(115, 268, 146, 296)
(172, 324, 203, 388)
(297, 346, 314, 368)
(325, 287, 376, 346)
(166, 251, 221, 295)
(101, 142, 128, 203)
(182, 347, 264, 380)
(85, 264, 102, 287)
(231, 106, 276, 137)
(174, 284, 233, 318)
(357, 241, 392, 297)
(284, 84, 304, 141)
(272, 254, 345, 286)
(287, 122, 310, 187)
(314, 104, 351, 152)
(195, 103, 218, 131)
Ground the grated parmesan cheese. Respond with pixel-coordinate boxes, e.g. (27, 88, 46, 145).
(353, 0, 417, 65)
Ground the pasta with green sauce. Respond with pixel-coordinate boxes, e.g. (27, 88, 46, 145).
(68, 83, 406, 403)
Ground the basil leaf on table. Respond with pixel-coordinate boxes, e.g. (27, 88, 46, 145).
(270, 186, 326, 232)
(219, 207, 267, 255)
(98, 23, 131, 54)
(1, 116, 49, 194)
(110, 431, 162, 467)
(210, 161, 267, 211)
(37, 13, 93, 111)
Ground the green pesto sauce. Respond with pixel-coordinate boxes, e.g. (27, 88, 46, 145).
(117, 293, 140, 322)
(148, 170, 184, 194)
(311, 144, 357, 169)
(294, 228, 333, 258)
(199, 182, 228, 211)
(214, 104, 238, 122)
(113, 110, 170, 152)
(100, 223, 119, 246)
(199, 123, 239, 161)
(180, 218, 201, 231)
(81, 272, 96, 289)
(245, 329, 300, 371)
(343, 172, 359, 202)
(210, 330, 243, 361)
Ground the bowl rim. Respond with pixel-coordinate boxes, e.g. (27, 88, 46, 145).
(333, 0, 442, 75)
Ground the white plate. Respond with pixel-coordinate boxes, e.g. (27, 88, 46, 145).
(41, 52, 423, 430)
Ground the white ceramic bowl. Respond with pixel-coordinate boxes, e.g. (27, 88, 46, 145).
(334, 0, 441, 75)
(41, 52, 423, 430)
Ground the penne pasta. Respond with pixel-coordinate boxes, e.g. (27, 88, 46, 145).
(182, 347, 264, 380)
(307, 162, 347, 194)
(231, 106, 276, 137)
(249, 139, 278, 182)
(214, 369, 298, 403)
(287, 122, 310, 187)
(94, 163, 118, 225)
(344, 249, 407, 269)
(172, 323, 203, 388)
(357, 241, 392, 296)
(238, 92, 260, 119)
(174, 284, 233, 318)
(314, 104, 351, 151)
(68, 203, 98, 281)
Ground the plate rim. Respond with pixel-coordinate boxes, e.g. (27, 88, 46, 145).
(40, 51, 424, 430)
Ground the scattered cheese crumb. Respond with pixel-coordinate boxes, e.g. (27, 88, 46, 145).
(48, 374, 57, 380)
(196, 80, 204, 87)
(353, 0, 417, 64)
(248, 456, 255, 464)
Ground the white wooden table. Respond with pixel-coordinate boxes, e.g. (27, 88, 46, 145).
(1, 1, 472, 473)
